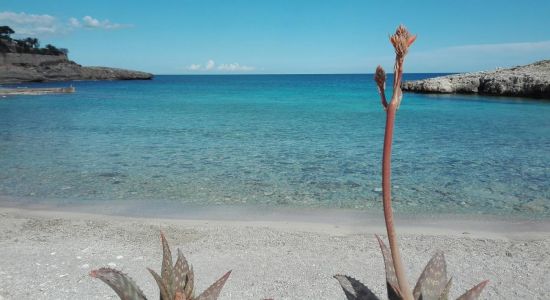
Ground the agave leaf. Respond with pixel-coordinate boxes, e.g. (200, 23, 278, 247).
(160, 232, 175, 300)
(387, 281, 403, 300)
(90, 268, 147, 300)
(456, 280, 489, 300)
(174, 249, 190, 295)
(196, 270, 232, 300)
(185, 265, 195, 299)
(438, 278, 452, 300)
(148, 268, 170, 300)
(333, 274, 380, 300)
(375, 235, 402, 300)
(175, 291, 187, 300)
(413, 251, 447, 300)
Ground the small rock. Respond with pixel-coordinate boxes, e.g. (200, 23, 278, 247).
(50, 252, 56, 256)
(59, 274, 68, 278)
(116, 255, 123, 260)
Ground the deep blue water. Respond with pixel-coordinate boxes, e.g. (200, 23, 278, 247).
(0, 74, 549, 218)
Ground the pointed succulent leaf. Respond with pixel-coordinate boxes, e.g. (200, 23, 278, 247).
(375, 235, 402, 300)
(438, 278, 452, 300)
(185, 265, 195, 299)
(333, 275, 380, 300)
(196, 270, 232, 300)
(456, 280, 489, 300)
(174, 249, 190, 295)
(148, 268, 171, 300)
(160, 232, 175, 299)
(387, 282, 404, 300)
(413, 251, 448, 300)
(175, 291, 187, 300)
(90, 268, 147, 300)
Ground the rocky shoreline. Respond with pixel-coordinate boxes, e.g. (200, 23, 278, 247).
(0, 86, 75, 96)
(0, 53, 153, 84)
(402, 60, 550, 99)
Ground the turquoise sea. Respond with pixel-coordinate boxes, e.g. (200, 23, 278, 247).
(0, 74, 549, 218)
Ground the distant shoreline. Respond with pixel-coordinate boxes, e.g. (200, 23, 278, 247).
(0, 86, 75, 96)
(403, 60, 550, 99)
(0, 52, 153, 84)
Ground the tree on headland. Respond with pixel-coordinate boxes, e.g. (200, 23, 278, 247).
(0, 26, 14, 40)
(0, 26, 67, 56)
(44, 44, 68, 55)
(17, 37, 40, 52)
(25, 37, 40, 49)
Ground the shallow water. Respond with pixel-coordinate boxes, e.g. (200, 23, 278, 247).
(0, 74, 548, 218)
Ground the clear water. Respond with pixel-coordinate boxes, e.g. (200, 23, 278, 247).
(0, 75, 549, 218)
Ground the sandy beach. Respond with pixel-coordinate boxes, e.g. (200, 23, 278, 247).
(0, 206, 548, 299)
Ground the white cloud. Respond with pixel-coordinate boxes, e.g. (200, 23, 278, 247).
(0, 11, 61, 36)
(205, 59, 216, 70)
(187, 64, 202, 71)
(81, 15, 129, 29)
(69, 17, 81, 27)
(185, 60, 256, 72)
(0, 11, 132, 37)
(218, 63, 255, 72)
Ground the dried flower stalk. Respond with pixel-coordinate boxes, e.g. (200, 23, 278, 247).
(377, 24, 417, 300)
(335, 25, 488, 300)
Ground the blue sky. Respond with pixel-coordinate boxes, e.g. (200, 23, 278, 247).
(1, 0, 549, 74)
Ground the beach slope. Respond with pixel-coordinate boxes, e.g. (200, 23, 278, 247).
(0, 207, 548, 299)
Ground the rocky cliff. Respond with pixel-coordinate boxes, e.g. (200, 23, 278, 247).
(402, 60, 550, 99)
(0, 52, 153, 84)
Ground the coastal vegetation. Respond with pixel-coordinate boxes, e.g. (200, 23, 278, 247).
(0, 25, 153, 84)
(90, 232, 231, 300)
(334, 25, 488, 300)
(0, 25, 68, 56)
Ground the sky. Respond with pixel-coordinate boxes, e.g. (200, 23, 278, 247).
(1, 0, 549, 74)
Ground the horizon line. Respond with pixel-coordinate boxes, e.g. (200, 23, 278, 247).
(151, 72, 457, 76)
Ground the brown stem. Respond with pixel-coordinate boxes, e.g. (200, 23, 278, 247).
(379, 87, 388, 110)
(379, 24, 416, 300)
(383, 100, 413, 300)
(381, 57, 413, 300)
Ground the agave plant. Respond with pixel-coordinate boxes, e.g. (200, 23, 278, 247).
(334, 236, 488, 300)
(334, 25, 488, 300)
(90, 232, 231, 300)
